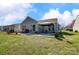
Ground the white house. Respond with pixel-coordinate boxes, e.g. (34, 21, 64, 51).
(73, 15, 79, 32)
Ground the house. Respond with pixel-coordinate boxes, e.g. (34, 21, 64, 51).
(65, 20, 75, 30)
(0, 16, 60, 33)
(73, 15, 79, 32)
(65, 15, 79, 32)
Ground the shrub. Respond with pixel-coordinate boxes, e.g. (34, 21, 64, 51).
(15, 32, 18, 35)
(10, 30, 14, 33)
(35, 31, 40, 34)
(7, 30, 14, 34)
(66, 28, 73, 31)
(54, 32, 60, 38)
(75, 30, 78, 32)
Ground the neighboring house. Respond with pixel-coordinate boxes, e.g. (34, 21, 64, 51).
(65, 20, 75, 30)
(0, 16, 60, 33)
(65, 15, 79, 32)
(73, 15, 79, 32)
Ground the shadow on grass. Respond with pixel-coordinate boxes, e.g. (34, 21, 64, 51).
(61, 32, 74, 36)
(55, 31, 74, 41)
(55, 32, 65, 41)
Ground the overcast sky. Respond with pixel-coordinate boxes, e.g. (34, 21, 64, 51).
(0, 3, 79, 26)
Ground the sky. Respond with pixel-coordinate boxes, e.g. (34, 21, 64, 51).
(0, 3, 79, 26)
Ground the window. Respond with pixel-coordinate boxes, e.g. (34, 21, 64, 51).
(32, 25, 36, 31)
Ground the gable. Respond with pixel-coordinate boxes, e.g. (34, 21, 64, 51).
(21, 16, 37, 25)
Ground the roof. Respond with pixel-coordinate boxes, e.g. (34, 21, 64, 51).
(1, 23, 21, 27)
(38, 18, 58, 25)
(1, 16, 37, 27)
(38, 22, 53, 24)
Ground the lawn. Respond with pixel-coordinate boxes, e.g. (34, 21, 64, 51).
(0, 31, 79, 55)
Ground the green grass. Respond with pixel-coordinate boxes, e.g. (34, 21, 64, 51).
(0, 31, 79, 55)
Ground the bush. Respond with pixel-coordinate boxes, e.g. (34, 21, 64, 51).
(35, 31, 41, 34)
(10, 30, 14, 33)
(15, 32, 18, 35)
(75, 30, 78, 32)
(66, 28, 73, 31)
(54, 32, 60, 37)
(7, 30, 14, 34)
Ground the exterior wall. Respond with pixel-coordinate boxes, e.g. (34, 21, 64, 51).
(22, 23, 37, 32)
(54, 24, 60, 33)
(73, 16, 79, 32)
(0, 26, 4, 31)
(2, 25, 15, 32)
(0, 24, 22, 32)
(34, 24, 38, 32)
(14, 24, 22, 32)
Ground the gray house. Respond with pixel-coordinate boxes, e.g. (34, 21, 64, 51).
(0, 16, 60, 33)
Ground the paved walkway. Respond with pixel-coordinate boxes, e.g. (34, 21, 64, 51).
(21, 33, 54, 37)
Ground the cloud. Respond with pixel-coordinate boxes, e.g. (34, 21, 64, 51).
(41, 9, 64, 26)
(1, 0, 77, 3)
(72, 9, 79, 19)
(41, 9, 65, 26)
(62, 11, 73, 26)
(0, 3, 36, 25)
(0, 0, 30, 4)
(41, 9, 79, 26)
(0, 0, 79, 4)
(41, 9, 62, 20)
